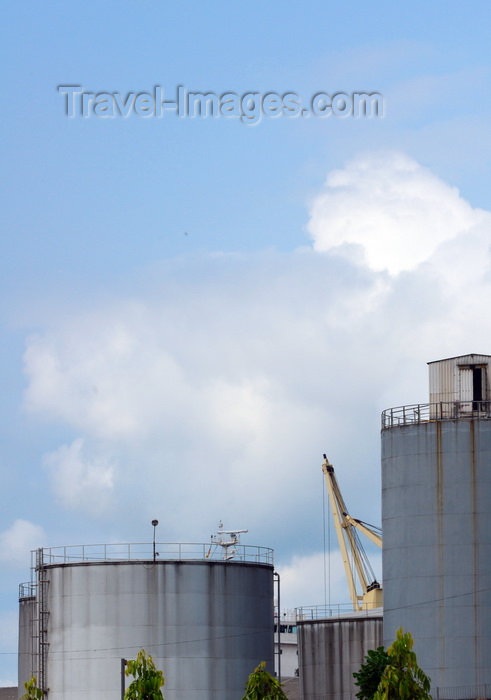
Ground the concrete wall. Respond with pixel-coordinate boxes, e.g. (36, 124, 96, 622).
(382, 419, 491, 698)
(298, 613, 383, 700)
(19, 559, 273, 700)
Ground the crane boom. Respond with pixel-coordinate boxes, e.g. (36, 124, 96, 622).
(322, 454, 383, 611)
(343, 514, 382, 548)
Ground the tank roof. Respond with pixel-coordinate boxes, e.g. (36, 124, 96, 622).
(428, 353, 491, 364)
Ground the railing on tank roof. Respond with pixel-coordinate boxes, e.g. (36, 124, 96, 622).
(295, 603, 382, 620)
(19, 581, 36, 599)
(30, 542, 273, 570)
(381, 401, 491, 429)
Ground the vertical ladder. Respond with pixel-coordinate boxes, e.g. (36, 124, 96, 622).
(28, 580, 39, 682)
(35, 548, 50, 695)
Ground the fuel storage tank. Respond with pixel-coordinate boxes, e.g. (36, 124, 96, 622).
(18, 541, 274, 700)
(381, 354, 491, 700)
(296, 606, 383, 700)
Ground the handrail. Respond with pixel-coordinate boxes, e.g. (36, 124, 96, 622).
(382, 401, 491, 429)
(19, 581, 36, 599)
(295, 603, 382, 620)
(29, 542, 273, 570)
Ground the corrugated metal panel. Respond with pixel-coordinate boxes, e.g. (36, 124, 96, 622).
(429, 355, 491, 404)
(459, 367, 473, 402)
(429, 358, 459, 403)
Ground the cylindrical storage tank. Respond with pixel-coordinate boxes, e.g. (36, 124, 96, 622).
(18, 545, 274, 700)
(297, 610, 383, 700)
(382, 417, 491, 699)
(18, 590, 36, 699)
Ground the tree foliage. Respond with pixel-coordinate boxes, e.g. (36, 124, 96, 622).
(21, 676, 43, 699)
(124, 649, 165, 700)
(241, 661, 288, 700)
(353, 646, 390, 700)
(373, 628, 432, 700)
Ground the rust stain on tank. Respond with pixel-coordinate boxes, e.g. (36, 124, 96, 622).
(436, 421, 444, 674)
(470, 419, 478, 687)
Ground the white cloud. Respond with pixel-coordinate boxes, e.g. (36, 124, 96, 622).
(43, 438, 114, 515)
(306, 151, 489, 274)
(278, 550, 349, 613)
(21, 152, 491, 570)
(0, 520, 45, 567)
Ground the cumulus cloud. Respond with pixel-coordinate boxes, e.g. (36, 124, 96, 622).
(21, 152, 491, 565)
(43, 438, 114, 515)
(0, 520, 45, 567)
(279, 551, 350, 612)
(307, 152, 489, 274)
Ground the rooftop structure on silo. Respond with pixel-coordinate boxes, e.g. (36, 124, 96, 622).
(428, 352, 491, 413)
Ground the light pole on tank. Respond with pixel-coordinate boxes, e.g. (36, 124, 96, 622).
(152, 519, 159, 562)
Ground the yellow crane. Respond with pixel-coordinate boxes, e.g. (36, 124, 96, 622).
(322, 454, 383, 611)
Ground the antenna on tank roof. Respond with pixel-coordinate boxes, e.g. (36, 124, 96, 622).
(210, 521, 248, 560)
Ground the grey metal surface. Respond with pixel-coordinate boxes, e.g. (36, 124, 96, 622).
(297, 613, 383, 700)
(19, 559, 274, 700)
(18, 597, 35, 700)
(382, 418, 491, 698)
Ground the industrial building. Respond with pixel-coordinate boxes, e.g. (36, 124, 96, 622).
(382, 353, 491, 699)
(18, 534, 274, 699)
(274, 613, 299, 678)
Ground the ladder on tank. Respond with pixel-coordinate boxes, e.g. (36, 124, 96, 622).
(30, 548, 50, 694)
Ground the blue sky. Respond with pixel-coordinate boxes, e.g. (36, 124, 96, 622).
(1, 0, 491, 685)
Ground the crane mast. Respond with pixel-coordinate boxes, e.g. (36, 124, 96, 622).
(322, 454, 383, 611)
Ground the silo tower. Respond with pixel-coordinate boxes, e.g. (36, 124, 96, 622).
(382, 354, 491, 699)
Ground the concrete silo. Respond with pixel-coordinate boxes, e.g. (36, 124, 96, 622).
(18, 539, 274, 700)
(382, 354, 491, 699)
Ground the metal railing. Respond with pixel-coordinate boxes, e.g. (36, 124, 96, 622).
(29, 542, 273, 570)
(434, 683, 490, 699)
(295, 603, 382, 620)
(382, 401, 491, 429)
(19, 581, 36, 599)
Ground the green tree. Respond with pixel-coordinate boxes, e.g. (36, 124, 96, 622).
(373, 628, 432, 700)
(21, 676, 43, 699)
(353, 646, 390, 700)
(241, 661, 288, 700)
(124, 649, 165, 700)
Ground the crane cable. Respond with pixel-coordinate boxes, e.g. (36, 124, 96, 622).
(322, 472, 331, 608)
